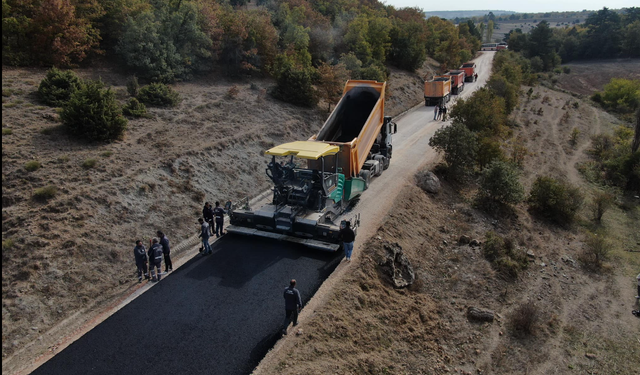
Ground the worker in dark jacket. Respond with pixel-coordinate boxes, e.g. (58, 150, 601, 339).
(339, 221, 356, 262)
(203, 202, 215, 236)
(282, 279, 302, 335)
(133, 240, 149, 282)
(148, 238, 164, 282)
(157, 231, 172, 273)
(213, 201, 226, 238)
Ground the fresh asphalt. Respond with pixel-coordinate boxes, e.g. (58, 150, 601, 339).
(31, 235, 342, 375)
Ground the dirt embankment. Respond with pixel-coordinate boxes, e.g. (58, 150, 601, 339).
(1, 58, 437, 363)
(254, 80, 640, 374)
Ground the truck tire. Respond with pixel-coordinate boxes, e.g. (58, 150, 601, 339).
(374, 155, 386, 175)
(360, 170, 372, 190)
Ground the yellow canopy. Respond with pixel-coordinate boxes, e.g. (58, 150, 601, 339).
(266, 141, 339, 160)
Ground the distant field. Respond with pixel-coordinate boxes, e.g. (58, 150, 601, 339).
(491, 18, 584, 43)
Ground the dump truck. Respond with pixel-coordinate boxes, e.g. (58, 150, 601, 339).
(227, 80, 397, 251)
(460, 62, 477, 82)
(444, 70, 465, 95)
(424, 76, 451, 106)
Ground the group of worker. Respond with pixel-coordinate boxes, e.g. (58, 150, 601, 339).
(433, 103, 448, 121)
(198, 201, 227, 255)
(133, 231, 172, 283)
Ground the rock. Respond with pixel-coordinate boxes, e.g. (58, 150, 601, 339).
(416, 170, 441, 194)
(466, 307, 495, 322)
(540, 262, 546, 267)
(585, 353, 597, 359)
(459, 235, 471, 245)
(378, 242, 415, 288)
(469, 239, 481, 247)
(443, 240, 448, 246)
(295, 328, 303, 336)
(526, 250, 535, 259)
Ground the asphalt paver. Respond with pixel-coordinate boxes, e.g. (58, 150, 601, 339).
(31, 235, 342, 375)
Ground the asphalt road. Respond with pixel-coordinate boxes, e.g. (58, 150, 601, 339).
(31, 236, 342, 375)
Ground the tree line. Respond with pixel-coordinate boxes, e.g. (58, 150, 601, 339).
(2, 0, 481, 106)
(505, 7, 640, 70)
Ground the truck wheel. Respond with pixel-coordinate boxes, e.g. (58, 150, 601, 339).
(374, 155, 386, 175)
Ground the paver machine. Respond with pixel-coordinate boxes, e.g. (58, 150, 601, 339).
(227, 80, 397, 251)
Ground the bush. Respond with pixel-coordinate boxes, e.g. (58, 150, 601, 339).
(126, 76, 140, 97)
(226, 85, 240, 99)
(33, 185, 58, 201)
(2, 238, 14, 250)
(597, 78, 640, 113)
(562, 66, 571, 74)
(579, 232, 610, 270)
(428, 122, 478, 181)
(478, 161, 525, 206)
(569, 128, 580, 146)
(138, 83, 180, 107)
(82, 158, 98, 169)
(24, 160, 41, 172)
(38, 68, 84, 107)
(528, 176, 583, 225)
(509, 301, 539, 335)
(122, 98, 148, 118)
(61, 80, 128, 142)
(272, 54, 318, 108)
(482, 231, 528, 279)
(2, 128, 12, 135)
(591, 191, 614, 222)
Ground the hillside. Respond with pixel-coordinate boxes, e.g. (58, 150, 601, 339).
(253, 67, 640, 374)
(1, 57, 440, 367)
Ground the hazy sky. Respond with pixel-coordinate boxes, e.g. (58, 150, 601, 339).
(382, 0, 637, 13)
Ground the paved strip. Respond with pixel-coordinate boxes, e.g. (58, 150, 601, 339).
(31, 236, 342, 375)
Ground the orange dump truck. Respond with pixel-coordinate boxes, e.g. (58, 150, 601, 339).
(424, 77, 451, 106)
(444, 70, 465, 94)
(460, 62, 477, 82)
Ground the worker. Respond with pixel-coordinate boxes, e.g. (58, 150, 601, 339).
(213, 201, 226, 238)
(148, 238, 164, 281)
(441, 106, 447, 121)
(433, 105, 439, 120)
(157, 231, 172, 273)
(474, 73, 478, 81)
(636, 273, 640, 300)
(203, 202, 215, 236)
(282, 279, 302, 335)
(339, 221, 356, 262)
(198, 218, 212, 255)
(133, 240, 149, 282)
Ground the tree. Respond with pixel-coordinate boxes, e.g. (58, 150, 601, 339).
(316, 62, 348, 112)
(599, 78, 640, 112)
(527, 20, 559, 70)
(271, 53, 317, 107)
(583, 7, 622, 58)
(428, 122, 478, 180)
(38, 67, 84, 106)
(61, 79, 127, 142)
(449, 87, 507, 135)
(528, 176, 584, 225)
(478, 161, 525, 205)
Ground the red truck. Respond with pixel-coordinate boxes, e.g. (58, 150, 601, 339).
(460, 62, 477, 82)
(444, 70, 465, 95)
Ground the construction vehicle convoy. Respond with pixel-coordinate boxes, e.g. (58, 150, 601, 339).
(227, 80, 397, 251)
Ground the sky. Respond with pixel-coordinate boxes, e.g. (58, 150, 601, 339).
(381, 0, 638, 13)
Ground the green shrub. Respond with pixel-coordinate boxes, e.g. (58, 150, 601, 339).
(2, 128, 12, 135)
(126, 76, 140, 97)
(122, 98, 148, 117)
(562, 66, 571, 74)
(598, 78, 640, 113)
(478, 161, 525, 206)
(482, 231, 528, 279)
(33, 185, 58, 201)
(38, 68, 83, 107)
(61, 80, 127, 142)
(579, 232, 610, 270)
(82, 158, 97, 169)
(591, 191, 614, 222)
(428, 122, 478, 180)
(528, 176, 584, 225)
(101, 151, 114, 158)
(24, 160, 41, 172)
(138, 83, 180, 107)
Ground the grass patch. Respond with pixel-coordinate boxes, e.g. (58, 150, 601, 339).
(57, 155, 70, 163)
(100, 151, 113, 157)
(33, 185, 58, 201)
(2, 128, 13, 135)
(2, 88, 13, 97)
(2, 238, 14, 250)
(3, 102, 18, 108)
(40, 125, 61, 135)
(24, 160, 42, 172)
(82, 158, 98, 169)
